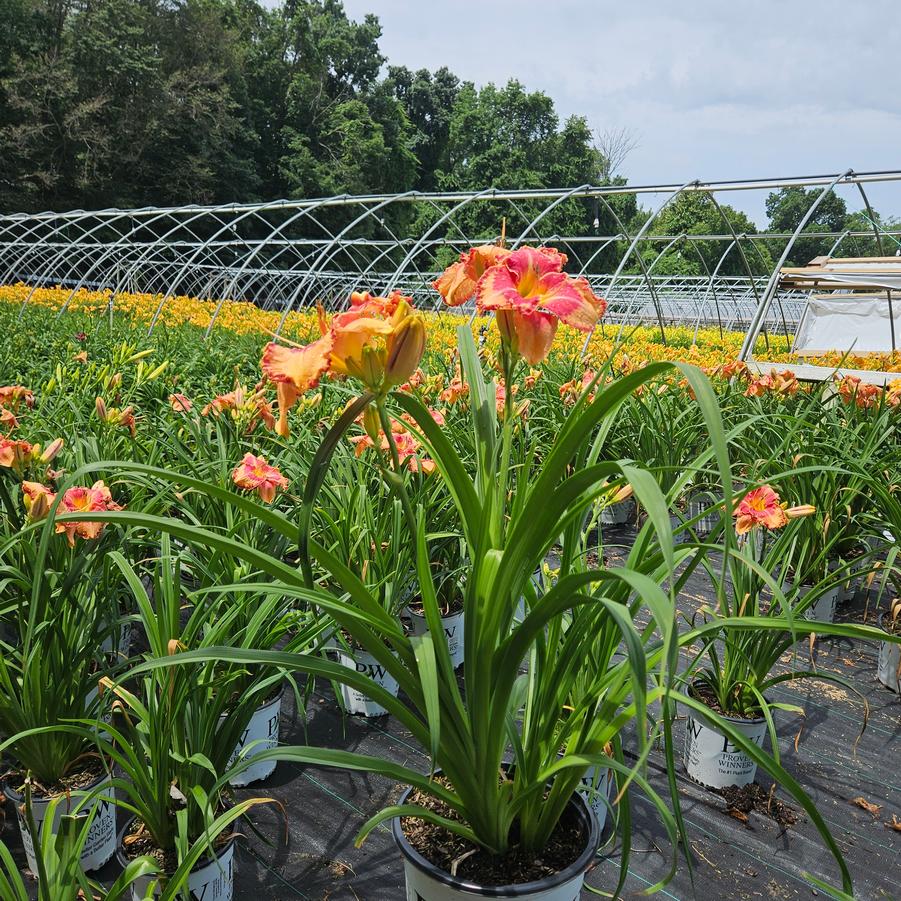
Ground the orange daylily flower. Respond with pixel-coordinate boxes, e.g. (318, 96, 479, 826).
(55, 480, 122, 546)
(0, 438, 33, 471)
(169, 393, 193, 413)
(231, 453, 289, 503)
(0, 407, 19, 432)
(433, 244, 511, 307)
(22, 481, 55, 521)
(733, 485, 815, 535)
(0, 386, 34, 411)
(262, 292, 426, 436)
(836, 375, 881, 409)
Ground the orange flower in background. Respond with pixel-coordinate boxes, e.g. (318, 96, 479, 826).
(559, 370, 597, 406)
(0, 386, 34, 411)
(169, 393, 193, 413)
(202, 384, 275, 434)
(72, 350, 88, 364)
(22, 481, 55, 521)
(718, 360, 750, 381)
(55, 480, 122, 546)
(0, 407, 18, 432)
(232, 453, 288, 501)
(433, 244, 511, 307)
(744, 369, 799, 399)
(733, 485, 815, 535)
(439, 376, 468, 406)
(836, 375, 881, 409)
(231, 453, 289, 503)
(348, 409, 441, 473)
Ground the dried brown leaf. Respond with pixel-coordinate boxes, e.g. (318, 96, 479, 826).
(852, 796, 881, 816)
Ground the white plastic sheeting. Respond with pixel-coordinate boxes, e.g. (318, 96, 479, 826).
(793, 293, 901, 354)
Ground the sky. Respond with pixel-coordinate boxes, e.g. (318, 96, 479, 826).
(333, 0, 901, 230)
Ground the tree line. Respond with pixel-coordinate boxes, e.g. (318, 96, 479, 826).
(0, 0, 895, 271)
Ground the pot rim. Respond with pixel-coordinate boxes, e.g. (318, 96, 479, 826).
(405, 605, 465, 621)
(3, 763, 113, 804)
(686, 682, 767, 726)
(114, 815, 236, 877)
(391, 783, 599, 897)
(877, 611, 901, 638)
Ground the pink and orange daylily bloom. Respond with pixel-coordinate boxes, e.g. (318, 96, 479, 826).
(55, 480, 122, 546)
(231, 453, 289, 503)
(433, 244, 511, 307)
(262, 292, 426, 436)
(169, 393, 193, 413)
(0, 438, 33, 471)
(733, 484, 815, 535)
(441, 246, 605, 365)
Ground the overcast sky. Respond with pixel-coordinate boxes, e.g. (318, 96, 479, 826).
(332, 1, 901, 229)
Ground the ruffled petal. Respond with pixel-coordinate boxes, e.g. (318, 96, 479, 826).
(512, 310, 558, 365)
(261, 336, 332, 391)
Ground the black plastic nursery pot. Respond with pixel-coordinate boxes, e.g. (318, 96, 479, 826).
(116, 817, 236, 901)
(391, 784, 600, 900)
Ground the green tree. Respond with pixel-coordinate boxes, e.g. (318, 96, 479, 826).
(765, 186, 848, 266)
(387, 65, 459, 191)
(637, 193, 771, 277)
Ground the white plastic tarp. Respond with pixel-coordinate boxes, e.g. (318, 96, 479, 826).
(793, 294, 901, 354)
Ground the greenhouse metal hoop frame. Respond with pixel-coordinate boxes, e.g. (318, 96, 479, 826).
(1, 169, 900, 378)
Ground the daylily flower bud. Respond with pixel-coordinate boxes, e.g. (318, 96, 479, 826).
(146, 361, 169, 380)
(610, 483, 634, 504)
(22, 481, 54, 521)
(785, 504, 816, 520)
(362, 404, 381, 444)
(95, 396, 108, 420)
(385, 312, 426, 389)
(39, 438, 64, 463)
(127, 349, 154, 363)
(359, 345, 386, 391)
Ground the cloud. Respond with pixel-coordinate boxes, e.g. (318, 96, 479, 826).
(336, 0, 901, 225)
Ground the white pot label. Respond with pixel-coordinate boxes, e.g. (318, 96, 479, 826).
(877, 639, 900, 692)
(131, 840, 234, 901)
(17, 776, 116, 874)
(409, 610, 465, 669)
(580, 765, 611, 833)
(683, 714, 766, 789)
(226, 693, 282, 787)
(337, 648, 399, 717)
(803, 587, 838, 623)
